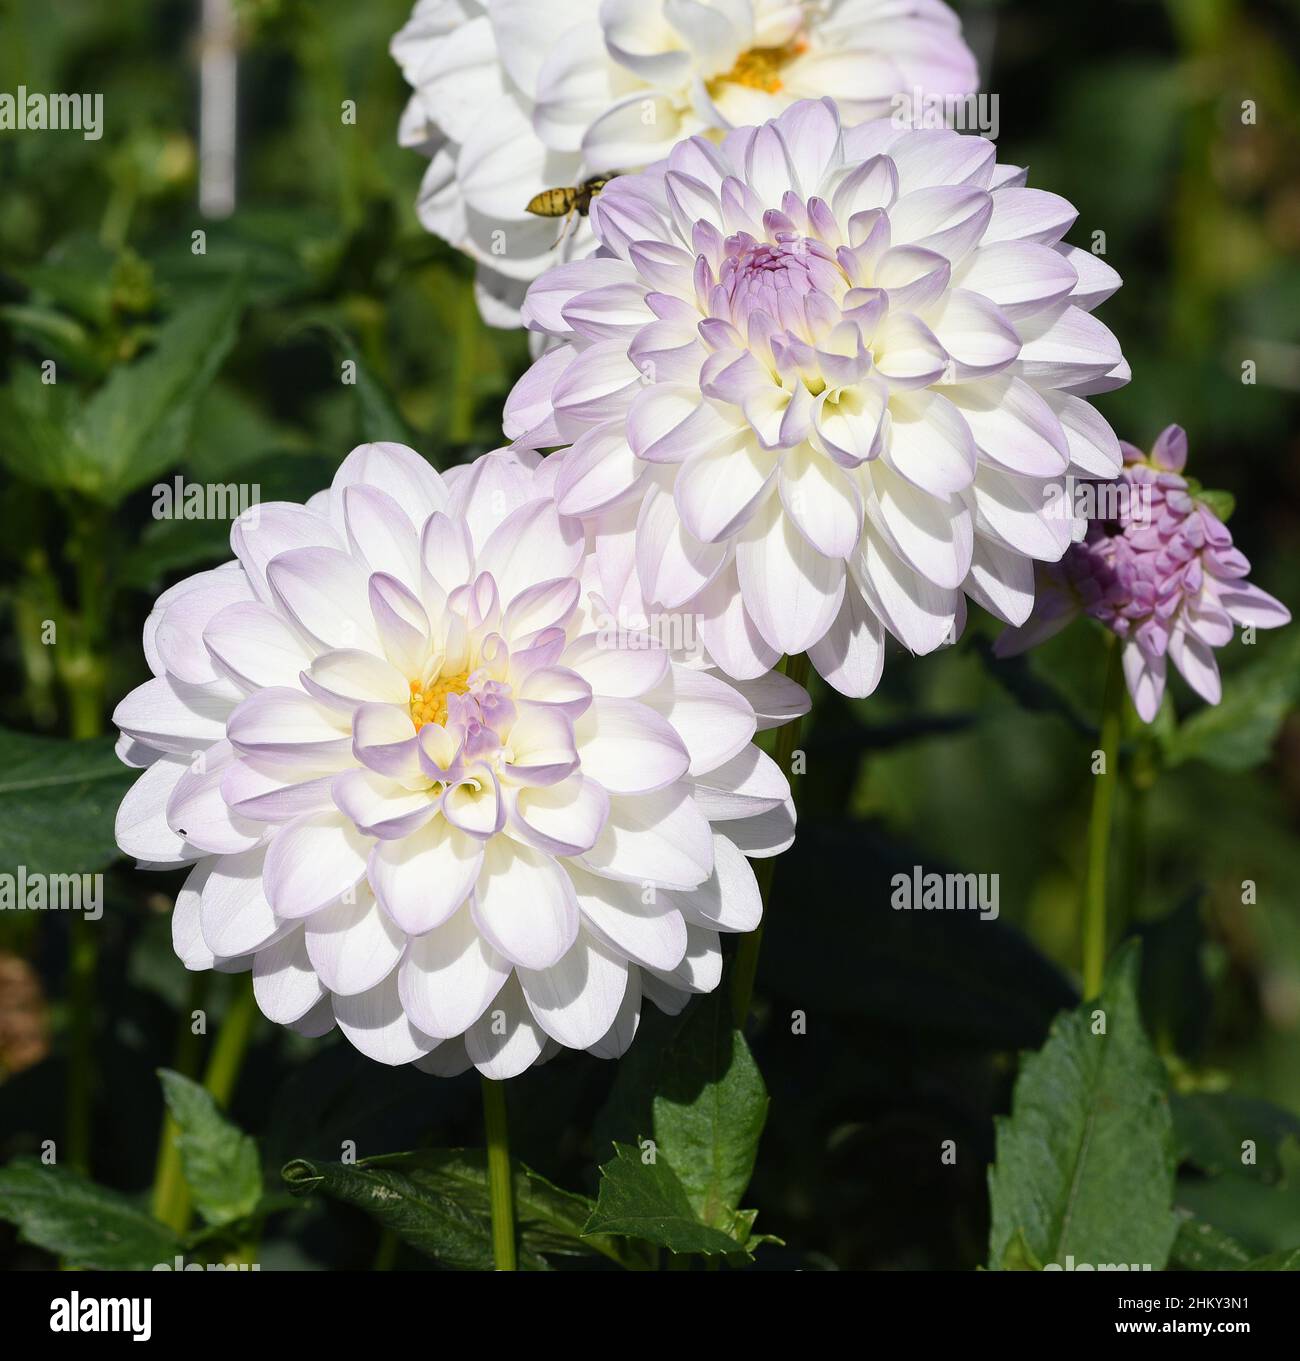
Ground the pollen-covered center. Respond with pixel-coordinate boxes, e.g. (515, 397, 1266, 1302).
(708, 38, 806, 96)
(409, 671, 472, 731)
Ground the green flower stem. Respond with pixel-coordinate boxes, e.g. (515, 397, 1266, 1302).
(1083, 636, 1125, 999)
(202, 974, 259, 1110)
(64, 927, 96, 1174)
(730, 651, 811, 1027)
(62, 515, 109, 1173)
(151, 972, 211, 1232)
(481, 1076, 517, 1271)
(152, 975, 258, 1234)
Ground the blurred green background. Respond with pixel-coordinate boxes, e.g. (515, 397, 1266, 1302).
(1, 0, 1298, 1270)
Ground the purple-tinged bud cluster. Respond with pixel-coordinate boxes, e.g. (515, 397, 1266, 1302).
(998, 425, 1289, 721)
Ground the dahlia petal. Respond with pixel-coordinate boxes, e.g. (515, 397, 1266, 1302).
(735, 496, 846, 655)
(569, 865, 688, 972)
(331, 442, 448, 531)
(263, 811, 370, 919)
(984, 187, 1077, 246)
(471, 838, 578, 970)
(518, 929, 630, 1050)
(669, 834, 761, 933)
(640, 664, 756, 776)
(369, 817, 483, 935)
(205, 601, 315, 691)
(581, 785, 714, 891)
(478, 498, 584, 610)
(116, 757, 200, 865)
(586, 969, 643, 1060)
(173, 862, 217, 970)
(398, 902, 510, 1039)
(1168, 626, 1222, 706)
(113, 676, 236, 757)
(1122, 641, 1167, 723)
(884, 389, 978, 496)
(575, 697, 690, 794)
(333, 970, 437, 1065)
(853, 528, 957, 654)
(304, 888, 405, 996)
(250, 926, 324, 1024)
(266, 547, 381, 652)
(166, 742, 264, 855)
(199, 846, 285, 958)
(227, 687, 351, 764)
(1217, 582, 1290, 629)
(512, 774, 609, 856)
(807, 583, 886, 698)
(465, 975, 548, 1079)
(342, 484, 421, 589)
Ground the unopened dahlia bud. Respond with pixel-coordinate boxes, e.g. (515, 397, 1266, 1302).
(112, 444, 805, 1078)
(997, 425, 1290, 721)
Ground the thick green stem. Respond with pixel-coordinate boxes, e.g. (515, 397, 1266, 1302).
(730, 652, 811, 1027)
(63, 518, 108, 1171)
(481, 1077, 517, 1271)
(203, 974, 258, 1109)
(153, 976, 257, 1235)
(1083, 637, 1125, 999)
(64, 927, 96, 1173)
(151, 973, 210, 1231)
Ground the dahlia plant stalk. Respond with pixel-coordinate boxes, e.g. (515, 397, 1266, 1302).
(504, 98, 1129, 698)
(997, 424, 1289, 996)
(113, 442, 806, 1083)
(391, 0, 978, 325)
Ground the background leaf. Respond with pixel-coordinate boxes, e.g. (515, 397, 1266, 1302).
(281, 1148, 643, 1271)
(158, 1069, 262, 1227)
(987, 942, 1179, 1270)
(0, 1156, 182, 1269)
(0, 728, 133, 875)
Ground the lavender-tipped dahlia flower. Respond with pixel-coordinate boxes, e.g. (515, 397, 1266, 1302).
(112, 444, 805, 1079)
(504, 98, 1129, 697)
(996, 424, 1290, 721)
(391, 0, 978, 326)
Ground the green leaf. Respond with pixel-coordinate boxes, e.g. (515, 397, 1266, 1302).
(1168, 1213, 1253, 1270)
(281, 1148, 644, 1271)
(1163, 629, 1300, 772)
(73, 279, 245, 502)
(0, 1157, 182, 1269)
(0, 361, 87, 493)
(284, 318, 416, 446)
(1193, 487, 1235, 523)
(1173, 1092, 1300, 1184)
(1245, 1247, 1300, 1270)
(650, 990, 768, 1230)
(158, 1070, 262, 1227)
(587, 992, 771, 1256)
(0, 728, 133, 875)
(584, 1142, 751, 1257)
(987, 941, 1179, 1271)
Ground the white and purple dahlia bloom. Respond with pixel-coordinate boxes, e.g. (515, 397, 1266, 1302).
(503, 98, 1130, 698)
(996, 424, 1290, 721)
(392, 0, 978, 325)
(112, 444, 806, 1079)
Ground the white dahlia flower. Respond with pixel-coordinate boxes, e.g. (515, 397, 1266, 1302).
(503, 98, 1130, 697)
(112, 444, 805, 1079)
(391, 0, 978, 325)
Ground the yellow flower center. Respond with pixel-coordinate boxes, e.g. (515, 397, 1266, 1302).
(708, 38, 806, 97)
(409, 672, 471, 731)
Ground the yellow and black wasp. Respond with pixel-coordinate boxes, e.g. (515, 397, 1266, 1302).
(525, 174, 616, 246)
